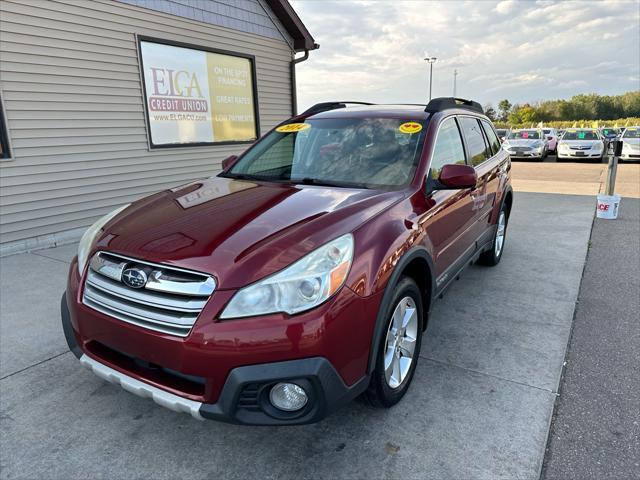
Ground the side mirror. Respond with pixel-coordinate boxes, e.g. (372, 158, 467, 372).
(221, 155, 238, 171)
(437, 164, 478, 190)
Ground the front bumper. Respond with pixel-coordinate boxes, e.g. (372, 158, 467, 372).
(621, 152, 640, 160)
(506, 150, 544, 159)
(557, 151, 602, 159)
(62, 293, 369, 425)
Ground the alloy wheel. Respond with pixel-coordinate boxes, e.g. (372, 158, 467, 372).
(383, 296, 419, 389)
(495, 210, 506, 257)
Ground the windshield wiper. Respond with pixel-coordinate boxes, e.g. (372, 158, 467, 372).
(220, 172, 282, 182)
(295, 177, 369, 189)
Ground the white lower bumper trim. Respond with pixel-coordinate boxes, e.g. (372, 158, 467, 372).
(80, 354, 204, 420)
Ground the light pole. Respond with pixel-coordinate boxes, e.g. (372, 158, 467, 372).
(453, 69, 458, 97)
(423, 56, 437, 101)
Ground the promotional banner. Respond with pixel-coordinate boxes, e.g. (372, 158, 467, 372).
(140, 41, 257, 146)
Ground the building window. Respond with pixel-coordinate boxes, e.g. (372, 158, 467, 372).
(138, 38, 260, 148)
(0, 93, 10, 159)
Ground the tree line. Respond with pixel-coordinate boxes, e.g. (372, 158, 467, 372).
(483, 91, 640, 124)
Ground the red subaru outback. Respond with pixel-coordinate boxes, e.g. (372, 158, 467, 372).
(62, 97, 512, 425)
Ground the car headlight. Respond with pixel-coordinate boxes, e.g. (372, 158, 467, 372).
(77, 205, 130, 274)
(622, 143, 631, 150)
(593, 142, 603, 151)
(558, 142, 569, 150)
(221, 233, 354, 318)
(532, 141, 543, 148)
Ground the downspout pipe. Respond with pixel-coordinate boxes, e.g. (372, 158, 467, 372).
(290, 47, 314, 116)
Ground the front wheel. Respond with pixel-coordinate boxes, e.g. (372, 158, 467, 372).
(478, 204, 508, 266)
(364, 277, 423, 408)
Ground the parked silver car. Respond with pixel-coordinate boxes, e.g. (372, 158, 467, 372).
(502, 129, 548, 160)
(556, 129, 605, 161)
(620, 126, 640, 162)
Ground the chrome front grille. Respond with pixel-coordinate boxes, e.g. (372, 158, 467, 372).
(82, 252, 215, 337)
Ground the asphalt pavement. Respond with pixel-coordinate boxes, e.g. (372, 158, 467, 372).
(542, 198, 640, 480)
(0, 192, 595, 479)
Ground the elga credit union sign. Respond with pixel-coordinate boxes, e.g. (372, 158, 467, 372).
(139, 40, 258, 146)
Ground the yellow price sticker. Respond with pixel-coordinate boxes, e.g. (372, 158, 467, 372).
(399, 122, 423, 134)
(275, 123, 311, 133)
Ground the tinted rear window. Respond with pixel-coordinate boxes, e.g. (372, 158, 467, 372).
(459, 117, 490, 166)
(481, 120, 501, 156)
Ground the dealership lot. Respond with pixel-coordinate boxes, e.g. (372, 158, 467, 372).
(511, 156, 640, 198)
(1, 188, 595, 480)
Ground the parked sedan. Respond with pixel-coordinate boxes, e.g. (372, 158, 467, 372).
(542, 128, 558, 153)
(620, 126, 640, 162)
(600, 127, 620, 140)
(556, 129, 605, 161)
(502, 129, 548, 160)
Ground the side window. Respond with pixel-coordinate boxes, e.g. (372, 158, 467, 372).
(430, 117, 466, 178)
(481, 120, 501, 156)
(459, 117, 490, 166)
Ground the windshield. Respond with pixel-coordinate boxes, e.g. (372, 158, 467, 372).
(601, 129, 618, 137)
(562, 130, 599, 140)
(508, 130, 540, 140)
(224, 117, 426, 189)
(623, 128, 640, 139)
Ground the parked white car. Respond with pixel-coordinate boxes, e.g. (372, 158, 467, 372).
(620, 126, 640, 162)
(556, 129, 605, 161)
(542, 128, 558, 153)
(502, 129, 548, 160)
(496, 129, 509, 142)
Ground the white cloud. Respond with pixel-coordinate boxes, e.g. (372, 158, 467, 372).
(494, 0, 517, 14)
(291, 0, 640, 110)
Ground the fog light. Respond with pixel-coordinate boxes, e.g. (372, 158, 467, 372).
(269, 382, 308, 411)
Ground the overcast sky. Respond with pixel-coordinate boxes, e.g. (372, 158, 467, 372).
(290, 0, 640, 111)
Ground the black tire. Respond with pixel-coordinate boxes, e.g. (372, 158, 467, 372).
(364, 277, 424, 408)
(478, 202, 509, 266)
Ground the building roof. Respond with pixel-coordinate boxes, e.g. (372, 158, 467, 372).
(265, 0, 319, 52)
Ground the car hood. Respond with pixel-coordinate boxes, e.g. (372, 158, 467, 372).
(94, 176, 403, 289)
(623, 138, 640, 145)
(504, 139, 542, 146)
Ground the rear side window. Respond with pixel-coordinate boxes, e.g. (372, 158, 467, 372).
(481, 120, 501, 156)
(430, 117, 466, 178)
(459, 117, 490, 166)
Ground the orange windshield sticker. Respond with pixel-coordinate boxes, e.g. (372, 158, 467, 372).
(275, 123, 311, 133)
(399, 122, 422, 134)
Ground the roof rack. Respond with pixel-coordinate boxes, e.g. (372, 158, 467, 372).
(301, 101, 375, 116)
(425, 97, 484, 114)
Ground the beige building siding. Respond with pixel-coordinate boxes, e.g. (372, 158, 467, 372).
(0, 0, 295, 254)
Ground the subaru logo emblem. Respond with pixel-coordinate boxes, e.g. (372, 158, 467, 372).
(122, 268, 147, 289)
